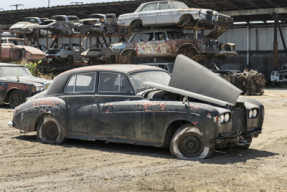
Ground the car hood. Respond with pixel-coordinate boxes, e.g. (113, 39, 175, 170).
(10, 22, 30, 29)
(2, 75, 49, 86)
(14, 45, 46, 55)
(168, 55, 242, 105)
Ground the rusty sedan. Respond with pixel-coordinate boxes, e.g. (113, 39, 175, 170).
(96, 28, 236, 61)
(0, 64, 50, 108)
(8, 55, 264, 159)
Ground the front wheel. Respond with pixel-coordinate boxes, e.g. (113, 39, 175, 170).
(9, 90, 23, 109)
(169, 124, 214, 159)
(37, 115, 66, 144)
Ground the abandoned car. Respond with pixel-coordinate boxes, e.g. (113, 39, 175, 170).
(140, 62, 174, 75)
(8, 55, 264, 159)
(96, 29, 236, 61)
(0, 64, 49, 108)
(45, 43, 84, 65)
(36, 15, 79, 36)
(1, 38, 46, 62)
(117, 1, 233, 28)
(9, 17, 46, 35)
(270, 62, 287, 85)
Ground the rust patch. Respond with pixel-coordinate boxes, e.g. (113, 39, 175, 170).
(32, 100, 59, 107)
(0, 86, 4, 91)
(7, 83, 31, 91)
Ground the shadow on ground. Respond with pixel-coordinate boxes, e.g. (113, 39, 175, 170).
(14, 134, 278, 163)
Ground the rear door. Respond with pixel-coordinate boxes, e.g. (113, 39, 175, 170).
(136, 32, 154, 57)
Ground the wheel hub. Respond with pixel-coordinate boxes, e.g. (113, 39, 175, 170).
(182, 136, 201, 154)
(46, 123, 59, 140)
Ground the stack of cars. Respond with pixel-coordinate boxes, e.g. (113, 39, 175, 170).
(82, 0, 237, 63)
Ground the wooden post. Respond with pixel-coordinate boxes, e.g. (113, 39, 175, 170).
(79, 32, 82, 66)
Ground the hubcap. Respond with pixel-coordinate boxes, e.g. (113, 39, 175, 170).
(12, 95, 20, 106)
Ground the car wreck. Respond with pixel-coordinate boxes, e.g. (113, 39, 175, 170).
(89, 28, 236, 61)
(9, 55, 264, 159)
(9, 17, 47, 36)
(36, 15, 79, 36)
(117, 1, 233, 28)
(270, 62, 287, 85)
(45, 43, 84, 65)
(0, 64, 49, 108)
(1, 38, 46, 62)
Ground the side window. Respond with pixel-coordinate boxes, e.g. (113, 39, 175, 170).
(131, 34, 141, 42)
(65, 73, 96, 93)
(140, 3, 158, 12)
(99, 72, 133, 94)
(140, 33, 153, 41)
(155, 32, 166, 40)
(158, 2, 170, 10)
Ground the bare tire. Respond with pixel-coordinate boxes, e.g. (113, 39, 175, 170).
(9, 90, 23, 109)
(37, 115, 66, 144)
(169, 124, 214, 159)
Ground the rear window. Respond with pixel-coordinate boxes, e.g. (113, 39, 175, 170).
(65, 73, 96, 93)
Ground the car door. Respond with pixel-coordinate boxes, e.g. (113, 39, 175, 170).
(136, 32, 154, 57)
(96, 72, 138, 142)
(156, 2, 174, 25)
(152, 31, 172, 56)
(139, 2, 158, 26)
(62, 72, 102, 138)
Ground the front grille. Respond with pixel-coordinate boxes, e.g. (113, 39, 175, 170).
(232, 109, 247, 132)
(206, 11, 213, 21)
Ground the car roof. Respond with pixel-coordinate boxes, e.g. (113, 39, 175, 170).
(0, 63, 27, 67)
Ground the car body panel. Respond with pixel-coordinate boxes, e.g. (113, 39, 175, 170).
(270, 63, 287, 83)
(45, 43, 83, 62)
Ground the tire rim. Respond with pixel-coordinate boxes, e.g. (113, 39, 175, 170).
(44, 122, 59, 141)
(12, 94, 21, 106)
(182, 136, 201, 154)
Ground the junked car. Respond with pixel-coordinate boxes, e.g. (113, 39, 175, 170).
(9, 17, 47, 35)
(1, 38, 46, 62)
(117, 1, 233, 28)
(45, 43, 84, 65)
(8, 55, 264, 159)
(95, 28, 236, 61)
(140, 62, 174, 75)
(37, 15, 79, 36)
(270, 62, 287, 86)
(0, 64, 49, 108)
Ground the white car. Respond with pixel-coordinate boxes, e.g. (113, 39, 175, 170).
(9, 17, 46, 35)
(117, 1, 233, 28)
(270, 63, 287, 85)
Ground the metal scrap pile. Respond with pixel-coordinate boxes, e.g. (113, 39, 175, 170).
(221, 69, 265, 95)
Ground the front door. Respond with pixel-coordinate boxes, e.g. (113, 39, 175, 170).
(156, 2, 174, 24)
(95, 72, 138, 142)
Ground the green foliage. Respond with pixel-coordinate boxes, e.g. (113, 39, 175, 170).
(23, 60, 42, 76)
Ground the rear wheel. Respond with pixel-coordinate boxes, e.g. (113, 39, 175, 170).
(37, 115, 66, 144)
(9, 90, 23, 109)
(169, 124, 214, 159)
(66, 55, 74, 65)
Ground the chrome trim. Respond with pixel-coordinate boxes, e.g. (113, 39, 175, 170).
(8, 121, 14, 128)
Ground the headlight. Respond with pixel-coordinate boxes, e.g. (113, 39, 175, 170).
(252, 109, 257, 118)
(36, 87, 40, 92)
(220, 114, 224, 123)
(36, 86, 44, 92)
(224, 113, 230, 122)
(249, 110, 253, 118)
(33, 86, 36, 92)
(40, 86, 44, 91)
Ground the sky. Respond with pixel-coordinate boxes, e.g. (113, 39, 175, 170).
(0, 0, 117, 11)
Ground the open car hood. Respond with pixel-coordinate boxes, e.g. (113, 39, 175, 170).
(204, 27, 228, 39)
(167, 55, 242, 105)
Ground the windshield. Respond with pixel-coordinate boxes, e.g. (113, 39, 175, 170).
(171, 1, 189, 9)
(129, 71, 170, 92)
(0, 66, 32, 77)
(8, 40, 26, 45)
(106, 15, 117, 22)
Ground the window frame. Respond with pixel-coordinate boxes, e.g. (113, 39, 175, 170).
(98, 72, 134, 95)
(158, 2, 171, 10)
(140, 2, 159, 12)
(64, 72, 97, 94)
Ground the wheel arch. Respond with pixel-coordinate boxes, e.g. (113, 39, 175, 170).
(163, 119, 195, 147)
(178, 14, 195, 25)
(4, 88, 21, 103)
(130, 19, 143, 27)
(177, 43, 199, 53)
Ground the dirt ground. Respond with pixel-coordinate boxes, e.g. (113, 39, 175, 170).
(0, 88, 286, 192)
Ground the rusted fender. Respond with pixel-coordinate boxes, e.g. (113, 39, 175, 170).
(0, 82, 33, 105)
(13, 97, 67, 132)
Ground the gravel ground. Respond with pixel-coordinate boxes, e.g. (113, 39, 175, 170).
(0, 88, 286, 191)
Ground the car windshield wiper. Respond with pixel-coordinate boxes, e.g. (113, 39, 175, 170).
(136, 87, 152, 93)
